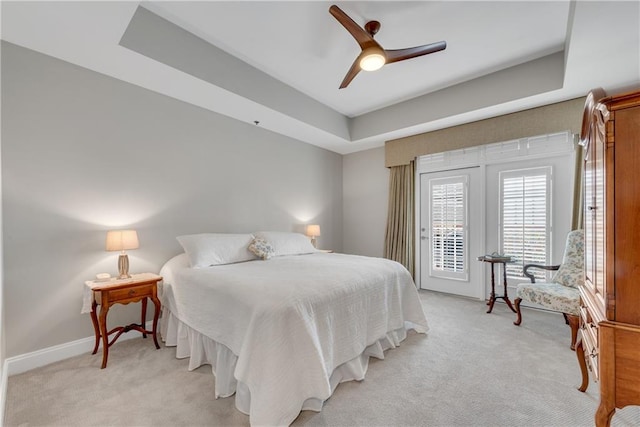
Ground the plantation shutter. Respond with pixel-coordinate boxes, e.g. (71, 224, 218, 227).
(430, 175, 467, 280)
(500, 168, 551, 279)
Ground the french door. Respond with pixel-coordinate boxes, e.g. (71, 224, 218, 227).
(419, 167, 483, 298)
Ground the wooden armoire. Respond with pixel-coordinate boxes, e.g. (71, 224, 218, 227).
(577, 88, 640, 426)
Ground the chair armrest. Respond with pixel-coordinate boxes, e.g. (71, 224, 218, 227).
(523, 264, 560, 283)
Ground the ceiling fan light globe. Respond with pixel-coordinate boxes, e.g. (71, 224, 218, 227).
(359, 48, 386, 71)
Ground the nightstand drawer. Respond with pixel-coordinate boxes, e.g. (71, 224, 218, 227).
(106, 283, 155, 303)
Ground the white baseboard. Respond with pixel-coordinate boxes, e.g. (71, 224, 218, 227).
(1, 359, 8, 427)
(5, 320, 154, 376)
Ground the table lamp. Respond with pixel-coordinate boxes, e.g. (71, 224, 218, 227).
(305, 224, 321, 248)
(105, 229, 139, 279)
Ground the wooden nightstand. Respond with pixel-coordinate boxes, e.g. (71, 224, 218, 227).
(86, 273, 162, 368)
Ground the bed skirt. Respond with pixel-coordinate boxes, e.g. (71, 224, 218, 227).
(160, 306, 412, 423)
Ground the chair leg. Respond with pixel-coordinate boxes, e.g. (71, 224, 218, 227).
(513, 298, 523, 326)
(566, 314, 579, 351)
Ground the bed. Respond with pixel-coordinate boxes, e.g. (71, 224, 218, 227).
(159, 231, 428, 426)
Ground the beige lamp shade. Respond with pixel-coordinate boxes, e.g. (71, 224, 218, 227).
(105, 230, 139, 252)
(305, 224, 321, 238)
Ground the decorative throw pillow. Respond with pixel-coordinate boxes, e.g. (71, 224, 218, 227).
(248, 238, 275, 260)
(253, 231, 317, 257)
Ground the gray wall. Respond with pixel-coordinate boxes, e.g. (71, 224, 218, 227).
(1, 42, 343, 358)
(342, 147, 389, 257)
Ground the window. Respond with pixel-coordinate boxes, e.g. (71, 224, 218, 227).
(429, 175, 467, 280)
(500, 167, 551, 280)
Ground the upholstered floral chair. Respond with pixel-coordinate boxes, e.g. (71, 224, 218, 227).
(513, 229, 584, 350)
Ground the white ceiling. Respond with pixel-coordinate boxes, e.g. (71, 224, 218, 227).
(2, 1, 639, 154)
(144, 1, 569, 117)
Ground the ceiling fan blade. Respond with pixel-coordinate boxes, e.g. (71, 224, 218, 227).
(339, 57, 362, 89)
(385, 41, 447, 64)
(329, 5, 378, 49)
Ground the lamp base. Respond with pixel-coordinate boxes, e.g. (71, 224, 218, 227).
(117, 253, 131, 279)
(311, 237, 317, 248)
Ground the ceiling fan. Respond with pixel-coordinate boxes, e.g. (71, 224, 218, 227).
(329, 4, 447, 89)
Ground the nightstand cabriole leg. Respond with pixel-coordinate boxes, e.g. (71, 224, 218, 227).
(90, 300, 100, 355)
(141, 297, 148, 339)
(98, 301, 110, 369)
(151, 295, 161, 349)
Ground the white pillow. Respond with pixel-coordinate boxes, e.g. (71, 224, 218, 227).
(254, 231, 317, 257)
(176, 233, 257, 268)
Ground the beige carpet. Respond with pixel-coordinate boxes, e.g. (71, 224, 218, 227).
(5, 291, 640, 427)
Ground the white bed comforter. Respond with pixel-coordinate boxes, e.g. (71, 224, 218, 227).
(162, 252, 428, 426)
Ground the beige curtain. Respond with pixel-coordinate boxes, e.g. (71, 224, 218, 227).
(384, 161, 415, 277)
(572, 140, 584, 230)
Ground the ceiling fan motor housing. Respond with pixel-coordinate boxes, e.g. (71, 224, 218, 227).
(364, 20, 381, 36)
